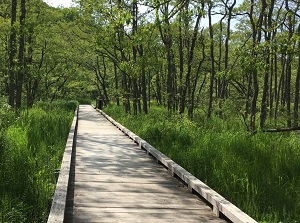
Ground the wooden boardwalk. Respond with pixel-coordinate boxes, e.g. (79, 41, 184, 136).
(68, 105, 227, 223)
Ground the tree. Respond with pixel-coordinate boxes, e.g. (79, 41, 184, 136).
(259, 0, 275, 129)
(207, 0, 216, 118)
(8, 0, 17, 107)
(155, 1, 177, 112)
(15, 0, 26, 109)
(294, 23, 300, 126)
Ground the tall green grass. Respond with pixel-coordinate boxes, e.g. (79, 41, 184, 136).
(0, 100, 78, 223)
(104, 104, 300, 223)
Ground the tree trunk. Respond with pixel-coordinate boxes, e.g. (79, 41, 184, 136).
(218, 0, 236, 116)
(285, 55, 292, 127)
(245, 73, 252, 120)
(16, 0, 26, 109)
(26, 33, 34, 108)
(186, 12, 201, 119)
(269, 24, 278, 119)
(156, 71, 162, 105)
(139, 45, 148, 114)
(189, 30, 206, 119)
(117, 0, 130, 113)
(178, 11, 185, 114)
(249, 0, 265, 132)
(157, 2, 176, 112)
(285, 0, 294, 127)
(259, 58, 269, 129)
(260, 0, 275, 129)
(8, 0, 17, 107)
(275, 61, 285, 121)
(101, 57, 109, 103)
(251, 72, 259, 132)
(217, 18, 224, 99)
(207, 3, 215, 118)
(222, 1, 236, 100)
(293, 24, 300, 126)
(132, 0, 138, 115)
(113, 62, 120, 106)
(166, 46, 175, 112)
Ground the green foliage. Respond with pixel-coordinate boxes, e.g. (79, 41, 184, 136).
(0, 101, 76, 223)
(33, 100, 78, 112)
(104, 104, 300, 223)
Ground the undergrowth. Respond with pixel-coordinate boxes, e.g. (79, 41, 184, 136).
(0, 100, 78, 223)
(104, 104, 300, 223)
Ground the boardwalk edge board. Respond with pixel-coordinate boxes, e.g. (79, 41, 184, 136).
(96, 108, 257, 223)
(47, 107, 79, 223)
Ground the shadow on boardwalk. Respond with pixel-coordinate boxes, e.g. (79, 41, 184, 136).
(66, 105, 227, 223)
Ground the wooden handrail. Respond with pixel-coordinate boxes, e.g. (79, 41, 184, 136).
(47, 107, 79, 223)
(96, 108, 257, 223)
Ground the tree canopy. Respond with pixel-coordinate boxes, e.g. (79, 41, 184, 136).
(1, 0, 300, 131)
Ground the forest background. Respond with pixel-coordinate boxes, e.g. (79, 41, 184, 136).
(1, 0, 300, 131)
(1, 0, 300, 222)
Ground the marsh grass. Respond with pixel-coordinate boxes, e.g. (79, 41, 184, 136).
(104, 104, 300, 223)
(0, 100, 77, 223)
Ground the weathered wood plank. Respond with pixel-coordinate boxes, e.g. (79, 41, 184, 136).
(72, 202, 208, 209)
(73, 208, 224, 223)
(74, 182, 187, 193)
(72, 191, 207, 202)
(73, 214, 221, 223)
(74, 173, 176, 183)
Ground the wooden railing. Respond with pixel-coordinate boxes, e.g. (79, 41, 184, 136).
(97, 108, 257, 223)
(47, 107, 79, 223)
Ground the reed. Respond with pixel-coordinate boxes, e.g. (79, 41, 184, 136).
(0, 100, 77, 223)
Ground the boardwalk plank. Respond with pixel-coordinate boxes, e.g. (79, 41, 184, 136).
(69, 105, 227, 223)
